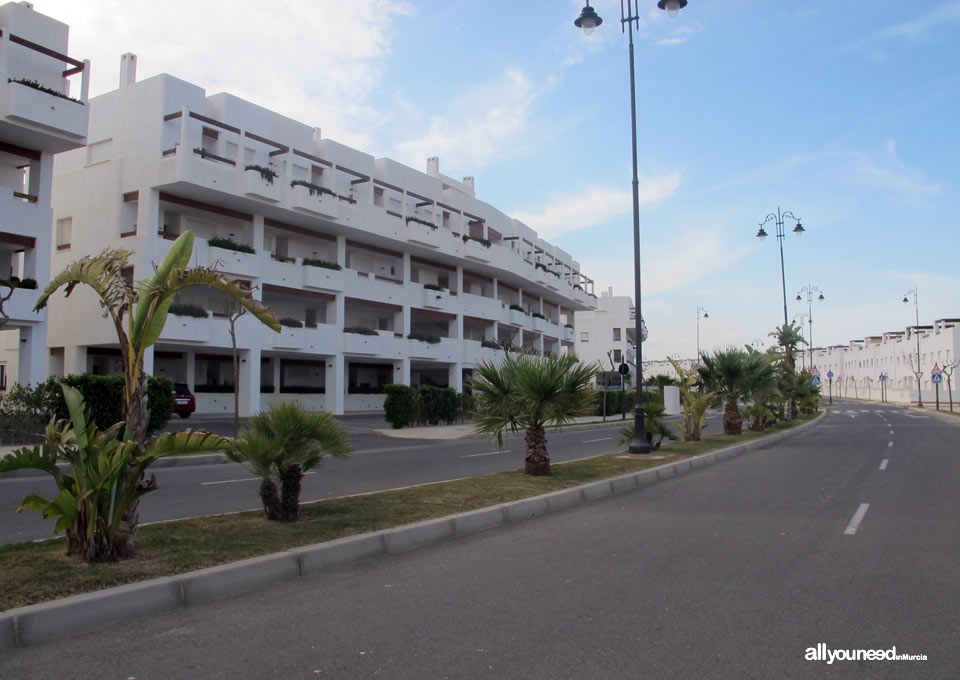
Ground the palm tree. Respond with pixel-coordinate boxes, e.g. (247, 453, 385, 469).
(33, 231, 281, 555)
(230, 402, 351, 521)
(769, 322, 807, 419)
(698, 348, 774, 435)
(470, 353, 597, 476)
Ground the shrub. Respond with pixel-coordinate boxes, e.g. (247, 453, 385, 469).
(408, 330, 441, 344)
(208, 236, 255, 254)
(279, 317, 304, 328)
(384, 384, 417, 429)
(17, 277, 38, 289)
(168, 303, 208, 318)
(532, 313, 546, 320)
(55, 374, 173, 435)
(302, 258, 341, 270)
(290, 179, 336, 197)
(509, 304, 525, 313)
(418, 385, 458, 426)
(406, 216, 437, 229)
(423, 283, 445, 291)
(461, 234, 492, 248)
(9, 77, 84, 104)
(343, 326, 378, 335)
(244, 164, 278, 184)
(481, 339, 502, 350)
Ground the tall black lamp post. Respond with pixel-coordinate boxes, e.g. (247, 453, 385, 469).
(696, 306, 708, 361)
(795, 284, 824, 370)
(574, 0, 687, 454)
(903, 288, 922, 407)
(755, 207, 804, 326)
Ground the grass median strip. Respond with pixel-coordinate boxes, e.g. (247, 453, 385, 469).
(0, 414, 815, 611)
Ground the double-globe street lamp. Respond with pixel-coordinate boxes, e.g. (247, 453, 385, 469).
(795, 284, 824, 370)
(574, 0, 687, 454)
(755, 207, 805, 326)
(903, 287, 922, 407)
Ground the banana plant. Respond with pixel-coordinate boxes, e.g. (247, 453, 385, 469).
(0, 385, 230, 562)
(33, 230, 281, 556)
(668, 357, 714, 441)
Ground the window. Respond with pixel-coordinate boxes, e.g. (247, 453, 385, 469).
(613, 349, 622, 363)
(56, 217, 72, 250)
(580, 332, 589, 342)
(613, 328, 621, 342)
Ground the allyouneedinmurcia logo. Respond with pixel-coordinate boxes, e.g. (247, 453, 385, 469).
(805, 643, 927, 664)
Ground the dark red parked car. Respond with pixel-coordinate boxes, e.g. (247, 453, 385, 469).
(172, 382, 196, 418)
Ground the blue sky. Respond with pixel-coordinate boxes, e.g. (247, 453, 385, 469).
(45, 0, 960, 361)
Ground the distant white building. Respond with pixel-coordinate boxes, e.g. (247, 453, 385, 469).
(44, 56, 598, 415)
(807, 319, 960, 405)
(0, 1, 88, 390)
(574, 288, 646, 380)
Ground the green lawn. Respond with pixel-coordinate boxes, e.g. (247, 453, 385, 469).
(0, 413, 817, 611)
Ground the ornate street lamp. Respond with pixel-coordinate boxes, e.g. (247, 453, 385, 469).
(903, 288, 922, 407)
(574, 0, 687, 454)
(795, 284, 824, 371)
(755, 207, 804, 326)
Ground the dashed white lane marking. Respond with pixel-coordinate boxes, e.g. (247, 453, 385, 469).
(582, 437, 612, 443)
(844, 503, 871, 535)
(888, 441, 893, 448)
(461, 450, 510, 458)
(879, 459, 889, 470)
(201, 471, 316, 486)
(889, 430, 894, 435)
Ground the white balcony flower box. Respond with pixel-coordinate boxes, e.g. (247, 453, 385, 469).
(422, 287, 448, 309)
(241, 168, 282, 202)
(405, 219, 442, 248)
(160, 315, 210, 343)
(302, 264, 344, 292)
(291, 183, 339, 219)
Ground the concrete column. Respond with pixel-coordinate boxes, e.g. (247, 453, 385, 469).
(402, 305, 411, 335)
(185, 350, 196, 389)
(142, 346, 155, 377)
(449, 363, 463, 392)
(397, 357, 411, 386)
(64, 345, 86, 375)
(454, 313, 463, 340)
(328, 353, 345, 414)
(333, 293, 345, 327)
(237, 347, 261, 417)
(336, 236, 347, 268)
(456, 266, 464, 295)
(492, 277, 499, 303)
(16, 326, 45, 387)
(273, 357, 281, 392)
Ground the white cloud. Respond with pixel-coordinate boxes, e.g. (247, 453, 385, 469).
(510, 173, 680, 240)
(43, 0, 414, 150)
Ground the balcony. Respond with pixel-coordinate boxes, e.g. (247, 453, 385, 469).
(462, 339, 504, 366)
(2, 286, 43, 323)
(302, 264, 344, 292)
(204, 243, 261, 278)
(343, 270, 405, 306)
(159, 314, 211, 343)
(0, 77, 88, 152)
(240, 168, 282, 203)
(460, 238, 493, 263)
(290, 183, 339, 219)
(271, 325, 305, 350)
(405, 218, 443, 249)
(0, 189, 42, 237)
(421, 286, 449, 310)
(508, 308, 527, 327)
(408, 336, 458, 361)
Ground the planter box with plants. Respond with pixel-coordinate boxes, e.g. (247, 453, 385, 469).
(460, 234, 493, 263)
(290, 180, 339, 219)
(301, 258, 344, 292)
(508, 304, 527, 326)
(404, 215, 442, 249)
(531, 312, 547, 331)
(2, 78, 88, 142)
(271, 318, 306, 350)
(241, 164, 282, 202)
(342, 326, 382, 355)
(159, 304, 211, 343)
(205, 236, 260, 278)
(421, 283, 448, 309)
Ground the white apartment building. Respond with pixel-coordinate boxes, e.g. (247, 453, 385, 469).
(808, 319, 960, 405)
(0, 1, 88, 391)
(46, 58, 598, 415)
(574, 288, 645, 381)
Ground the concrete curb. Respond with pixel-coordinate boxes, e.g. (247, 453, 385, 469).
(0, 412, 824, 651)
(0, 453, 231, 480)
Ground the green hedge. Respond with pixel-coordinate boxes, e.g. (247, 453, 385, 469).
(384, 384, 417, 429)
(57, 374, 173, 434)
(595, 389, 663, 416)
(383, 384, 467, 429)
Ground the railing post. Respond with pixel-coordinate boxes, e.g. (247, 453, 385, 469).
(179, 106, 189, 156)
(80, 59, 90, 103)
(0, 29, 9, 77)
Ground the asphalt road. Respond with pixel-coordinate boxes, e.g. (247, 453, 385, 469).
(3, 401, 957, 678)
(0, 414, 721, 545)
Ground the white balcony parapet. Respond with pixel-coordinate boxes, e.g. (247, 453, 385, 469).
(272, 325, 306, 350)
(290, 183, 339, 219)
(160, 314, 212, 343)
(422, 286, 448, 310)
(405, 217, 443, 249)
(240, 167, 282, 202)
(302, 263, 344, 292)
(460, 237, 493, 263)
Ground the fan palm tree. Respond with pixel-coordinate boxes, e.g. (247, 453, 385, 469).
(769, 322, 807, 419)
(470, 353, 597, 476)
(33, 230, 281, 555)
(230, 402, 351, 521)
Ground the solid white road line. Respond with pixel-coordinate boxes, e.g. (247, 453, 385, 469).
(879, 459, 889, 470)
(844, 503, 871, 535)
(582, 437, 612, 443)
(201, 472, 317, 486)
(461, 450, 509, 458)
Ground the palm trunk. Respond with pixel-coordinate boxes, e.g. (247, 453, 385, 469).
(279, 464, 304, 521)
(259, 478, 282, 521)
(722, 399, 743, 435)
(524, 424, 551, 476)
(115, 373, 152, 557)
